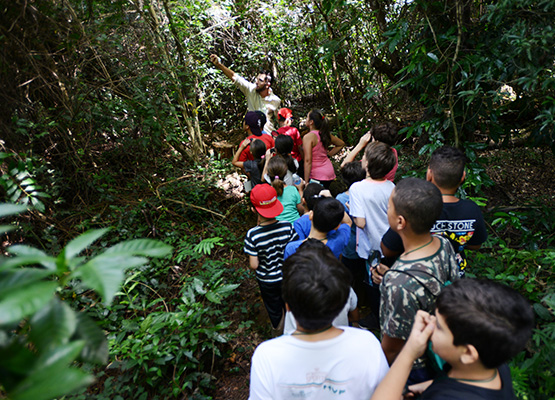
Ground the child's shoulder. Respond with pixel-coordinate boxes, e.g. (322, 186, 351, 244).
(444, 198, 484, 214)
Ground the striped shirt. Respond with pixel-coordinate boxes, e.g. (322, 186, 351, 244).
(244, 221, 299, 283)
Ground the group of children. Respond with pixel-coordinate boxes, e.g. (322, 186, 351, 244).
(237, 112, 534, 399)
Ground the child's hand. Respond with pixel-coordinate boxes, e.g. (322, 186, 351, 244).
(265, 148, 274, 160)
(371, 263, 389, 284)
(405, 310, 436, 360)
(319, 189, 332, 198)
(240, 138, 251, 148)
(359, 132, 373, 146)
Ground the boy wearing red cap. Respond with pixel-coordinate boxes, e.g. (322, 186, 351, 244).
(245, 184, 299, 331)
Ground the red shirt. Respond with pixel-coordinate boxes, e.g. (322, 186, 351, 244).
(275, 126, 302, 162)
(239, 134, 275, 162)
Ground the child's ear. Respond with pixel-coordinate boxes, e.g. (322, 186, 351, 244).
(285, 303, 291, 312)
(426, 168, 433, 182)
(459, 344, 480, 365)
(308, 210, 314, 221)
(251, 206, 256, 214)
(392, 214, 407, 231)
(459, 170, 466, 186)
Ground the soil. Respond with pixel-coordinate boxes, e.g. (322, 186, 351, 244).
(209, 144, 555, 400)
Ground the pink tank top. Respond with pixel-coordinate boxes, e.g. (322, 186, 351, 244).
(310, 131, 336, 181)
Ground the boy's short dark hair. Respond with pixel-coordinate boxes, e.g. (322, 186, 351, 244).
(392, 178, 442, 234)
(341, 161, 366, 187)
(312, 197, 344, 233)
(429, 146, 467, 190)
(437, 279, 534, 369)
(303, 182, 325, 211)
(282, 240, 351, 331)
(371, 122, 398, 146)
(364, 142, 396, 180)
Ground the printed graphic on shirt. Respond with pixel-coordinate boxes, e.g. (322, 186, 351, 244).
(279, 368, 352, 397)
(431, 219, 477, 274)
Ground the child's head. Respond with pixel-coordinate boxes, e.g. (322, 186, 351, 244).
(363, 142, 396, 180)
(340, 161, 366, 188)
(371, 122, 398, 146)
(275, 134, 294, 155)
(390, 177, 442, 234)
(275, 135, 297, 173)
(266, 156, 288, 196)
(278, 108, 293, 122)
(428, 146, 467, 190)
(312, 197, 344, 233)
(249, 139, 266, 160)
(434, 279, 534, 369)
(303, 182, 325, 211)
(282, 240, 351, 331)
(250, 183, 283, 219)
(244, 111, 267, 136)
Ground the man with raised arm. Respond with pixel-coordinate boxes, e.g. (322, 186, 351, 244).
(210, 54, 281, 133)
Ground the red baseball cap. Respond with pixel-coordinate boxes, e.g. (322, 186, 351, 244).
(250, 184, 283, 218)
(278, 108, 293, 120)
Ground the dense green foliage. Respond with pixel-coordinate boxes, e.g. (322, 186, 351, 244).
(0, 204, 172, 400)
(1, 0, 554, 399)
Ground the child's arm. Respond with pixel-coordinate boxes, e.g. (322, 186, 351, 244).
(260, 148, 274, 181)
(340, 132, 372, 167)
(341, 211, 352, 227)
(327, 134, 345, 157)
(371, 311, 436, 400)
(348, 307, 360, 328)
(248, 255, 259, 270)
(302, 133, 316, 182)
(232, 138, 251, 169)
(353, 216, 366, 229)
(381, 334, 406, 365)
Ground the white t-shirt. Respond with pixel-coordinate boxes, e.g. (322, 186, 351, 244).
(249, 327, 389, 400)
(233, 74, 281, 133)
(283, 288, 358, 335)
(349, 179, 395, 259)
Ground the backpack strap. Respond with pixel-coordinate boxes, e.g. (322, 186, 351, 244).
(386, 269, 446, 298)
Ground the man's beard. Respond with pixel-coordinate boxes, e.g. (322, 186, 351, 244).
(256, 86, 265, 93)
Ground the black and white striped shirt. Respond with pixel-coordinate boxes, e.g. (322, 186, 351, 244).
(244, 221, 299, 283)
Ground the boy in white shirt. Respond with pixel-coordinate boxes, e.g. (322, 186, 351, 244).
(249, 241, 389, 400)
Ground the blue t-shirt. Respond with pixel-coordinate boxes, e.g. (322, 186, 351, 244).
(336, 192, 360, 260)
(293, 214, 311, 240)
(284, 224, 350, 259)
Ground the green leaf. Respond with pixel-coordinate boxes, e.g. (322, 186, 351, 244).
(73, 312, 108, 364)
(10, 341, 93, 400)
(71, 255, 148, 304)
(0, 281, 57, 326)
(64, 228, 111, 261)
(0, 254, 57, 271)
(103, 238, 172, 258)
(0, 203, 27, 218)
(7, 245, 56, 270)
(0, 269, 52, 296)
(0, 225, 17, 234)
(30, 298, 77, 352)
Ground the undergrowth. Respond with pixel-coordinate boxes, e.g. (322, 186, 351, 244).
(56, 157, 253, 399)
(467, 199, 555, 399)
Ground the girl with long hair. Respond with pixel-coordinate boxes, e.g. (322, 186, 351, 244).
(302, 109, 344, 189)
(264, 156, 303, 223)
